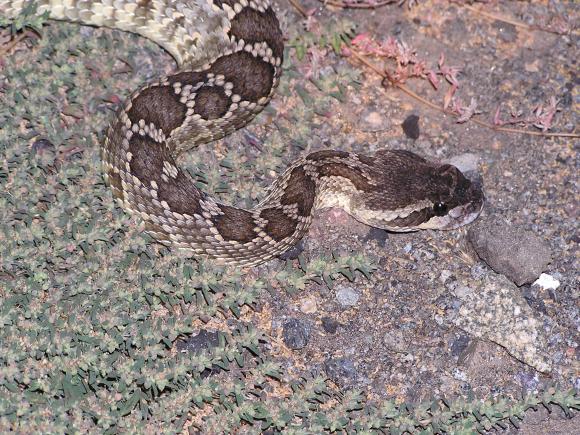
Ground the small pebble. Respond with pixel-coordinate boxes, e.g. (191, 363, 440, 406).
(321, 317, 340, 334)
(282, 318, 311, 350)
(176, 330, 221, 378)
(335, 286, 360, 307)
(439, 270, 453, 283)
(401, 114, 420, 139)
(359, 108, 390, 132)
(446, 153, 480, 174)
(533, 273, 560, 290)
(383, 329, 410, 353)
(363, 227, 389, 247)
(300, 297, 318, 314)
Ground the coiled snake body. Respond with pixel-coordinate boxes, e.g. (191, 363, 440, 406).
(2, 0, 484, 266)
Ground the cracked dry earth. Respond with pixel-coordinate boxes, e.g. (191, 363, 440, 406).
(2, 0, 577, 432)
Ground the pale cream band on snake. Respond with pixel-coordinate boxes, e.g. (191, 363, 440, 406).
(2, 0, 485, 266)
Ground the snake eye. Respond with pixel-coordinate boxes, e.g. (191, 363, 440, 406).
(433, 202, 448, 216)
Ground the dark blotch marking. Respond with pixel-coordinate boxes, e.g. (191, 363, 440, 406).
(193, 86, 230, 120)
(156, 170, 205, 217)
(307, 150, 349, 161)
(210, 51, 274, 102)
(387, 208, 434, 228)
(213, 205, 257, 243)
(128, 134, 204, 216)
(128, 135, 165, 184)
(280, 166, 315, 216)
(356, 153, 375, 167)
(317, 163, 375, 192)
(229, 7, 284, 60)
(260, 208, 297, 241)
(166, 70, 206, 87)
(212, 0, 237, 8)
(127, 85, 186, 135)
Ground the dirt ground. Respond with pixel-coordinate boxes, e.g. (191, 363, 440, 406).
(248, 0, 578, 432)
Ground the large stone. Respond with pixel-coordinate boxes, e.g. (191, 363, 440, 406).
(452, 273, 552, 373)
(468, 218, 552, 286)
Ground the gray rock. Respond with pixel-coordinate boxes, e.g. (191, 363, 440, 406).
(383, 328, 411, 353)
(321, 317, 340, 334)
(177, 329, 220, 354)
(335, 286, 361, 307)
(446, 152, 481, 174)
(282, 318, 311, 350)
(324, 357, 357, 382)
(468, 218, 552, 286)
(176, 330, 221, 378)
(452, 367, 468, 382)
(453, 273, 552, 373)
(470, 263, 487, 280)
(452, 285, 474, 299)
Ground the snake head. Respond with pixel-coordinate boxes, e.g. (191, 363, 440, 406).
(348, 150, 485, 232)
(416, 163, 485, 231)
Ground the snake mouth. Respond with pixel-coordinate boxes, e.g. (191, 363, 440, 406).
(440, 197, 484, 229)
(425, 180, 485, 230)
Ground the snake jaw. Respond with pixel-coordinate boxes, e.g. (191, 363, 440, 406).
(418, 180, 485, 231)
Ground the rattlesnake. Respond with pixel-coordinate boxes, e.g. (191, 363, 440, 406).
(1, 0, 485, 266)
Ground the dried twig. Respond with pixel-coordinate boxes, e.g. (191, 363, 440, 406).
(322, 0, 397, 9)
(348, 49, 579, 138)
(460, 4, 534, 32)
(288, 0, 310, 17)
(0, 29, 37, 57)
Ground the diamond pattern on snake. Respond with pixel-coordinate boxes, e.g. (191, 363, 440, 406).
(0, 0, 485, 266)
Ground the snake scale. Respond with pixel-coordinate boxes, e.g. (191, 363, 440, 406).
(2, 0, 484, 266)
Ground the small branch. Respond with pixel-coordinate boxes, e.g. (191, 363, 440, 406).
(460, 4, 534, 32)
(322, 0, 397, 9)
(287, 0, 309, 18)
(349, 50, 579, 138)
(0, 30, 36, 57)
